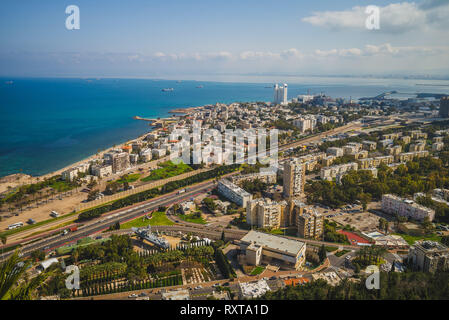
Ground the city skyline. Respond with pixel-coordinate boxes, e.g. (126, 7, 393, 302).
(1, 0, 448, 78)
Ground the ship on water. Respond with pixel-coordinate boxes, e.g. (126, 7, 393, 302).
(161, 88, 174, 92)
(196, 85, 203, 88)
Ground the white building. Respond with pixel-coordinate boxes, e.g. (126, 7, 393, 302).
(217, 179, 252, 208)
(326, 147, 344, 157)
(239, 230, 306, 270)
(320, 162, 358, 181)
(381, 194, 435, 222)
(152, 148, 167, 158)
(139, 148, 153, 162)
(273, 83, 288, 105)
(91, 164, 113, 178)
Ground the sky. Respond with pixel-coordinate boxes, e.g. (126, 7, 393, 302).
(0, 0, 448, 79)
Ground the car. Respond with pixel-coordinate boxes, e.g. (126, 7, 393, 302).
(269, 276, 277, 280)
(139, 292, 148, 297)
(128, 294, 138, 298)
(95, 236, 102, 240)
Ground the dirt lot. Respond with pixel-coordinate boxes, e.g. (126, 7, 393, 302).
(331, 211, 382, 233)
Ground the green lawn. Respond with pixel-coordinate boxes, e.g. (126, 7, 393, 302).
(56, 237, 110, 255)
(120, 211, 174, 229)
(325, 246, 338, 253)
(178, 212, 207, 224)
(393, 233, 442, 245)
(49, 180, 76, 192)
(116, 173, 141, 184)
(141, 161, 192, 182)
(250, 266, 265, 276)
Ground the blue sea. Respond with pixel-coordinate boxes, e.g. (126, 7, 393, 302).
(1, 76, 449, 178)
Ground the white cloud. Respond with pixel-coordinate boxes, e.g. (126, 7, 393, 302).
(302, 1, 449, 33)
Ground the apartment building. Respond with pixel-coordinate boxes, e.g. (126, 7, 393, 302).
(283, 158, 306, 199)
(296, 207, 323, 240)
(218, 179, 252, 208)
(246, 198, 287, 229)
(326, 147, 344, 157)
(231, 171, 277, 185)
(320, 162, 358, 181)
(386, 145, 402, 156)
(61, 163, 90, 181)
(91, 164, 113, 178)
(400, 136, 411, 144)
(409, 142, 426, 152)
(381, 194, 435, 221)
(432, 142, 444, 151)
(410, 130, 428, 139)
(408, 241, 449, 273)
(362, 140, 377, 151)
(359, 155, 394, 169)
(396, 151, 429, 163)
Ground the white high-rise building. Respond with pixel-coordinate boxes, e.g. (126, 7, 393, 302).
(273, 83, 288, 105)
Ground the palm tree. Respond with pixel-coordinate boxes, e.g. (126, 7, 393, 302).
(0, 236, 6, 256)
(0, 250, 49, 300)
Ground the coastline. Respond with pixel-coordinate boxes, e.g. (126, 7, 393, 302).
(0, 125, 155, 192)
(0, 106, 200, 191)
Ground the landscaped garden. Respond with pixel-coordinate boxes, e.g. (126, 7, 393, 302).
(120, 211, 174, 229)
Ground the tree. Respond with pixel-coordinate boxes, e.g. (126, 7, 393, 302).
(0, 250, 48, 300)
(441, 235, 449, 247)
(318, 245, 327, 263)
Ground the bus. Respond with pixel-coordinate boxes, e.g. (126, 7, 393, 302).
(7, 222, 24, 230)
(50, 211, 60, 218)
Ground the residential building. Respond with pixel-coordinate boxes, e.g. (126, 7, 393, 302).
(91, 164, 113, 178)
(439, 96, 449, 118)
(152, 148, 166, 158)
(432, 142, 444, 151)
(273, 83, 288, 105)
(296, 207, 323, 240)
(326, 147, 344, 157)
(217, 179, 252, 208)
(362, 140, 377, 151)
(381, 194, 435, 221)
(283, 158, 306, 198)
(320, 162, 358, 181)
(386, 145, 402, 156)
(396, 151, 429, 163)
(139, 148, 153, 162)
(408, 241, 449, 272)
(409, 143, 426, 152)
(246, 198, 287, 229)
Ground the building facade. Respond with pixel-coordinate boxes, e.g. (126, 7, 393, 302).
(283, 159, 306, 199)
(381, 194, 435, 221)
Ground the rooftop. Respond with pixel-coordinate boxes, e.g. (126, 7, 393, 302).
(240, 230, 305, 256)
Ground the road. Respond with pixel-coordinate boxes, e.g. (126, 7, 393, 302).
(0, 121, 363, 260)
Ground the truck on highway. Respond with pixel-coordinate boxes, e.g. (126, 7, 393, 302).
(68, 226, 78, 232)
(178, 189, 186, 194)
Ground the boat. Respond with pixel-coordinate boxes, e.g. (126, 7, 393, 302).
(196, 85, 203, 88)
(161, 88, 174, 92)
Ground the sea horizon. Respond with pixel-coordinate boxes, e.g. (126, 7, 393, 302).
(1, 76, 449, 179)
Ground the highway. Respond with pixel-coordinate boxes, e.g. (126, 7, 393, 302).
(0, 180, 219, 260)
(0, 121, 363, 261)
